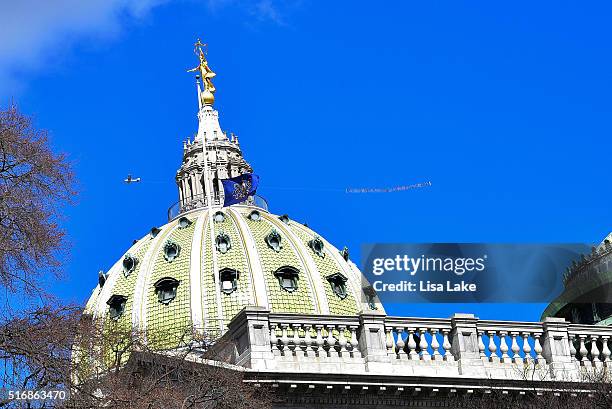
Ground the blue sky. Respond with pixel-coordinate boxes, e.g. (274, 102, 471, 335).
(3, 1, 611, 321)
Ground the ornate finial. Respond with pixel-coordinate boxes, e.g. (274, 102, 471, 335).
(188, 38, 216, 106)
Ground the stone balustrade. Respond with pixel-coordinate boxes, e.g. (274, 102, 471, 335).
(568, 323, 612, 367)
(221, 307, 612, 382)
(563, 239, 612, 286)
(268, 314, 362, 360)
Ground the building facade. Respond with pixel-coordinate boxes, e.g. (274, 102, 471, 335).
(84, 42, 612, 407)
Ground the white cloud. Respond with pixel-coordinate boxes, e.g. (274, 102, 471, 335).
(251, 0, 285, 25)
(0, 0, 167, 96)
(0, 0, 296, 97)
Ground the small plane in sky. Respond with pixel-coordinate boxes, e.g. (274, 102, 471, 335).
(124, 174, 141, 184)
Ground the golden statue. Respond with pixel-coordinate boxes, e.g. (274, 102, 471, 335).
(188, 39, 216, 105)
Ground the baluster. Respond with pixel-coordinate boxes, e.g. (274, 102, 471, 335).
(280, 323, 289, 357)
(578, 335, 588, 363)
(303, 324, 312, 357)
(289, 324, 300, 356)
(499, 331, 509, 363)
(407, 328, 418, 360)
(395, 327, 406, 359)
(601, 336, 611, 364)
(442, 329, 452, 361)
(430, 329, 441, 360)
(477, 330, 486, 359)
(326, 325, 337, 357)
(568, 334, 577, 361)
(338, 325, 348, 356)
(510, 332, 521, 363)
(270, 323, 279, 356)
(522, 333, 532, 363)
(314, 325, 325, 357)
(590, 336, 601, 366)
(385, 327, 395, 357)
(533, 333, 543, 363)
(487, 330, 499, 362)
(419, 328, 431, 361)
(349, 325, 361, 358)
(344, 325, 353, 354)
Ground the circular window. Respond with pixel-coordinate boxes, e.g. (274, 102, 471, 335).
(308, 236, 325, 258)
(265, 229, 282, 252)
(215, 231, 231, 254)
(163, 240, 181, 262)
(248, 210, 261, 221)
(122, 253, 138, 277)
(178, 216, 192, 228)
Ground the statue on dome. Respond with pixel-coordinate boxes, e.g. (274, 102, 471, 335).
(188, 39, 216, 102)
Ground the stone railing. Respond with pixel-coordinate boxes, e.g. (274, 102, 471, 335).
(167, 194, 269, 221)
(563, 239, 612, 286)
(221, 307, 612, 381)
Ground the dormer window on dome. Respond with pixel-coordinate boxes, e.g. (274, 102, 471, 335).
(219, 268, 239, 294)
(154, 277, 180, 305)
(163, 240, 181, 262)
(107, 294, 127, 320)
(248, 210, 261, 221)
(327, 273, 348, 299)
(215, 231, 231, 254)
(213, 211, 225, 223)
(122, 253, 138, 277)
(178, 216, 192, 228)
(150, 227, 161, 239)
(308, 236, 325, 258)
(274, 266, 299, 293)
(278, 214, 290, 224)
(265, 229, 282, 252)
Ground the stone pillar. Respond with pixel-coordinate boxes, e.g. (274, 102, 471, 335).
(450, 313, 485, 376)
(541, 317, 576, 379)
(225, 306, 274, 370)
(358, 311, 391, 372)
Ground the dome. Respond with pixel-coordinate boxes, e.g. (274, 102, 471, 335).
(83, 41, 382, 346)
(84, 204, 381, 340)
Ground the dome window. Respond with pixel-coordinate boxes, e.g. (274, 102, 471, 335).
(163, 240, 181, 262)
(340, 246, 350, 261)
(213, 211, 225, 223)
(219, 268, 239, 295)
(122, 253, 138, 277)
(327, 273, 348, 299)
(154, 277, 180, 305)
(278, 214, 290, 224)
(178, 216, 192, 229)
(150, 227, 161, 239)
(215, 231, 231, 254)
(274, 266, 299, 293)
(107, 295, 128, 320)
(265, 229, 282, 252)
(308, 236, 325, 258)
(248, 210, 261, 221)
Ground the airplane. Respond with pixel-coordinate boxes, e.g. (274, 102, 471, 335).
(124, 174, 141, 184)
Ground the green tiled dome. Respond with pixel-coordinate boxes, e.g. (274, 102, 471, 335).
(84, 205, 382, 339)
(83, 45, 383, 344)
